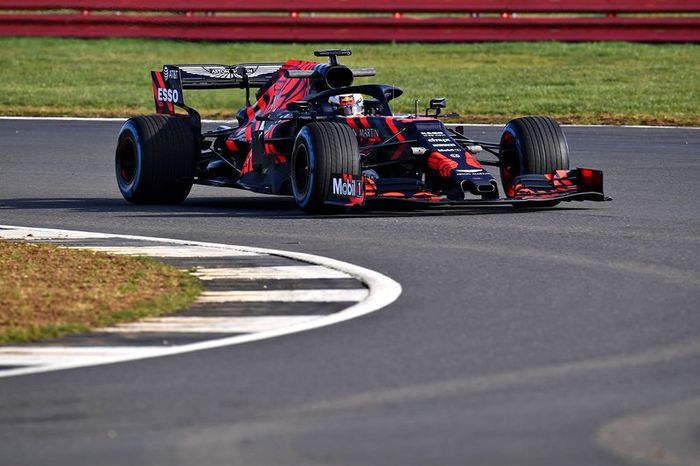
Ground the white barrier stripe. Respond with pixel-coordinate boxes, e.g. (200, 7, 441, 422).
(197, 289, 369, 303)
(98, 316, 320, 333)
(72, 245, 261, 258)
(192, 266, 351, 280)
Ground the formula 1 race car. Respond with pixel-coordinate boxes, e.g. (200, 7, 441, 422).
(115, 49, 608, 212)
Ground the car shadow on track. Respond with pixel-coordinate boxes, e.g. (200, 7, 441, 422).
(0, 197, 594, 220)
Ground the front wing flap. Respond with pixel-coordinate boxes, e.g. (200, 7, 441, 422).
(507, 168, 608, 203)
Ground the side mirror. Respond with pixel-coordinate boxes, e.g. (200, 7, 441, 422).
(286, 101, 311, 112)
(430, 98, 447, 109)
(427, 98, 447, 117)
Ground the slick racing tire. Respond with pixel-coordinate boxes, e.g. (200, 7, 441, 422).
(115, 115, 197, 204)
(499, 116, 570, 205)
(291, 122, 361, 213)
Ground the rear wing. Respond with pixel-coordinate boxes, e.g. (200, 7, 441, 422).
(175, 64, 283, 89)
(151, 63, 282, 114)
(150, 59, 376, 114)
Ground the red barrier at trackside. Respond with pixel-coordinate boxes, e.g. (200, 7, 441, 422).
(0, 0, 698, 13)
(0, 1, 699, 42)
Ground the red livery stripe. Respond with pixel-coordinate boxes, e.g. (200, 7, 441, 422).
(427, 152, 458, 178)
(154, 71, 173, 114)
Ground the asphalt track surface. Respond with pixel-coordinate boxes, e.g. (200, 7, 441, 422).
(0, 119, 698, 466)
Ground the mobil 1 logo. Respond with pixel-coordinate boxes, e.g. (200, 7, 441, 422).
(329, 173, 364, 204)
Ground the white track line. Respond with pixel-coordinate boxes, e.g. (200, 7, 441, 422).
(0, 347, 169, 366)
(198, 289, 368, 303)
(73, 245, 261, 258)
(0, 116, 232, 124)
(1, 116, 697, 130)
(0, 225, 402, 378)
(0, 228, 112, 240)
(192, 266, 351, 280)
(98, 316, 321, 333)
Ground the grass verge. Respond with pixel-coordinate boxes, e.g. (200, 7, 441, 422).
(0, 38, 698, 125)
(0, 240, 202, 345)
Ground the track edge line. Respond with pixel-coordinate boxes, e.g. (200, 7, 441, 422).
(0, 225, 402, 378)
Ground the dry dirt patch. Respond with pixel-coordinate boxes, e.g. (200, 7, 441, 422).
(0, 240, 202, 344)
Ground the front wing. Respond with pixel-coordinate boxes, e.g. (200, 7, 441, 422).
(327, 168, 609, 207)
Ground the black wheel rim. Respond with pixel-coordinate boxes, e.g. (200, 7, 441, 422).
(293, 144, 310, 198)
(500, 131, 519, 196)
(116, 136, 137, 185)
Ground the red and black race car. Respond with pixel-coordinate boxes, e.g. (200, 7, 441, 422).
(115, 49, 608, 212)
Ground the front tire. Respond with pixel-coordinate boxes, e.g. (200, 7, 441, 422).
(499, 116, 570, 203)
(290, 122, 360, 213)
(115, 115, 197, 204)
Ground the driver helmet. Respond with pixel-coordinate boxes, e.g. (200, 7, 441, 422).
(329, 93, 364, 116)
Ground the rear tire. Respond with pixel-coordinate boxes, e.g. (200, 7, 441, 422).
(291, 122, 360, 213)
(499, 116, 570, 203)
(115, 115, 197, 204)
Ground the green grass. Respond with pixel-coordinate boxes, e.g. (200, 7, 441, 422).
(0, 240, 202, 344)
(0, 38, 698, 125)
